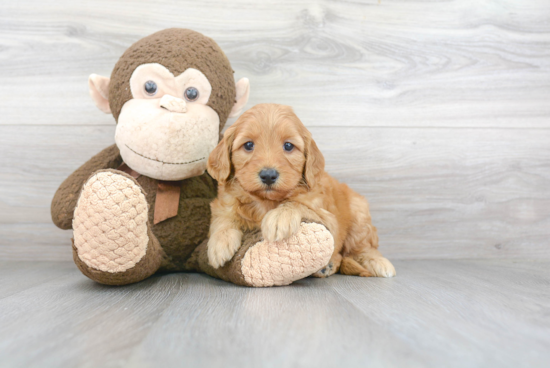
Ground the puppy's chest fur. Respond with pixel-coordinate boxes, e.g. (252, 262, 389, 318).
(234, 195, 279, 230)
(217, 183, 309, 231)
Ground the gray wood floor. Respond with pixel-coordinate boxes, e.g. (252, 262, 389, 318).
(1, 260, 549, 368)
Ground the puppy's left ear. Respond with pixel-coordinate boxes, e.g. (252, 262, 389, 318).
(207, 125, 237, 185)
(303, 134, 325, 189)
(228, 78, 250, 118)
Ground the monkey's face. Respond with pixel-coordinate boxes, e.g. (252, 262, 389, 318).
(89, 29, 250, 181)
(115, 63, 220, 181)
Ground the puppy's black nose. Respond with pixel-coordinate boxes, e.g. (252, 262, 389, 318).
(259, 168, 279, 186)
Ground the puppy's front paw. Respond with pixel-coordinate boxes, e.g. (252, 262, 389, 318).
(261, 206, 302, 242)
(207, 229, 243, 269)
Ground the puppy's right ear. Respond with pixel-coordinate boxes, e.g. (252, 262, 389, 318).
(303, 133, 325, 189)
(207, 125, 237, 185)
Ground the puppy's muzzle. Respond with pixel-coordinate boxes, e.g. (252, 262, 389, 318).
(259, 168, 279, 186)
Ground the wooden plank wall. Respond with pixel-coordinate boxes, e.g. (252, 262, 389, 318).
(1, 0, 549, 261)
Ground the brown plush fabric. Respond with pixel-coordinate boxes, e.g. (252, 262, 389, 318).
(51, 144, 123, 230)
(108, 28, 236, 131)
(148, 173, 218, 271)
(72, 225, 165, 286)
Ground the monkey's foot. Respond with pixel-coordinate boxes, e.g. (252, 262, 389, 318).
(241, 222, 334, 287)
(72, 170, 162, 284)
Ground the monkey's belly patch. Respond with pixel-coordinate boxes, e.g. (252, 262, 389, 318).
(241, 223, 334, 287)
(73, 171, 149, 273)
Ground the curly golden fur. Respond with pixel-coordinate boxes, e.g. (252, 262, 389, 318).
(206, 103, 395, 278)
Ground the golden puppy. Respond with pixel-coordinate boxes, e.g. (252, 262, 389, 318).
(206, 103, 396, 278)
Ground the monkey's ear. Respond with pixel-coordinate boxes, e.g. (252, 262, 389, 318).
(88, 74, 111, 114)
(228, 78, 250, 118)
(207, 125, 237, 185)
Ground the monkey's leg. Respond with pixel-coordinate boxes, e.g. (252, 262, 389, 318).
(189, 222, 334, 287)
(72, 170, 164, 285)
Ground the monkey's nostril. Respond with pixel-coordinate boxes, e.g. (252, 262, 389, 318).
(259, 168, 279, 186)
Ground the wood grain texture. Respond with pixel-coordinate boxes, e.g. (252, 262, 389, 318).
(0, 261, 74, 299)
(2, 125, 549, 260)
(329, 259, 550, 368)
(0, 260, 548, 368)
(1, 0, 549, 260)
(0, 0, 549, 127)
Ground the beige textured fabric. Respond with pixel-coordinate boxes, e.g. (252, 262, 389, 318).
(241, 222, 334, 287)
(73, 171, 149, 273)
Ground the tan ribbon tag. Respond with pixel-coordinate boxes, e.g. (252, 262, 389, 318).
(154, 181, 181, 224)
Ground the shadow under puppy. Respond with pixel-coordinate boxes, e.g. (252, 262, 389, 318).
(206, 103, 396, 278)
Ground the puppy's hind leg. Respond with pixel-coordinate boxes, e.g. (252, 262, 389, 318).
(340, 257, 372, 277)
(356, 248, 396, 278)
(312, 253, 342, 278)
(346, 194, 396, 278)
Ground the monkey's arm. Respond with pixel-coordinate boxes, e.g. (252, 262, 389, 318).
(190, 221, 334, 287)
(51, 144, 123, 229)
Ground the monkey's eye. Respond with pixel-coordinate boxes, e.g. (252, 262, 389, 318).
(283, 142, 294, 152)
(144, 81, 158, 96)
(184, 87, 199, 102)
(243, 141, 254, 151)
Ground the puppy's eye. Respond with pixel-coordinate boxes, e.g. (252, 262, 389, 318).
(144, 80, 158, 96)
(243, 141, 254, 151)
(283, 142, 294, 152)
(184, 87, 199, 102)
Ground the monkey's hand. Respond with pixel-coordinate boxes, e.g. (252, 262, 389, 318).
(262, 205, 302, 242)
(207, 228, 243, 269)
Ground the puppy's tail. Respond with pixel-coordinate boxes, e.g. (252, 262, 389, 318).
(340, 256, 372, 277)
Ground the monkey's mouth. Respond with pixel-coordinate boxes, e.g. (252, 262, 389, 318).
(125, 144, 205, 165)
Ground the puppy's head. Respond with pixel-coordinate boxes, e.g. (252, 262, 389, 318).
(207, 103, 324, 201)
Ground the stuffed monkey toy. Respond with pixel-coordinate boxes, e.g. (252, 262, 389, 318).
(51, 28, 334, 287)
